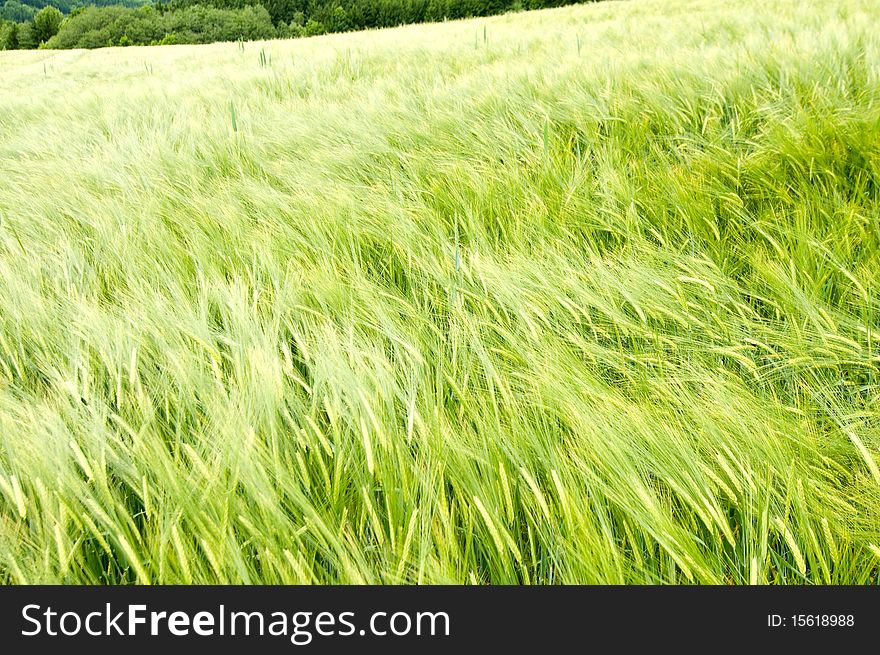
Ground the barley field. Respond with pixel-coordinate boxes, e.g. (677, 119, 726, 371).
(0, 0, 879, 584)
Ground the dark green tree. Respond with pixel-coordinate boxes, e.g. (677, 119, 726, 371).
(32, 4, 62, 42)
(15, 17, 35, 46)
(0, 1, 35, 23)
(0, 19, 19, 48)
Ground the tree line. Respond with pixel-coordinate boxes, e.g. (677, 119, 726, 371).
(0, 0, 585, 50)
(0, 0, 148, 23)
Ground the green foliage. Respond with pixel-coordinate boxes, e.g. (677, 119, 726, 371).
(45, 3, 275, 48)
(325, 5, 348, 32)
(14, 0, 152, 15)
(32, 5, 62, 41)
(0, 1, 36, 22)
(162, 4, 276, 42)
(1, 0, 156, 52)
(301, 16, 322, 34)
(0, 18, 18, 47)
(3, 0, 591, 49)
(169, 0, 589, 37)
(11, 14, 35, 44)
(1, 0, 879, 586)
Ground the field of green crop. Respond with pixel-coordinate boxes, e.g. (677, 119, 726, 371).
(0, 0, 879, 584)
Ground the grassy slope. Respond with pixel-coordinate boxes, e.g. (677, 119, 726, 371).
(0, 0, 879, 584)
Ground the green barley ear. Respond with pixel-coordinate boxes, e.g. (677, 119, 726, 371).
(229, 101, 238, 132)
(0, 211, 25, 253)
(450, 214, 461, 306)
(543, 118, 550, 158)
